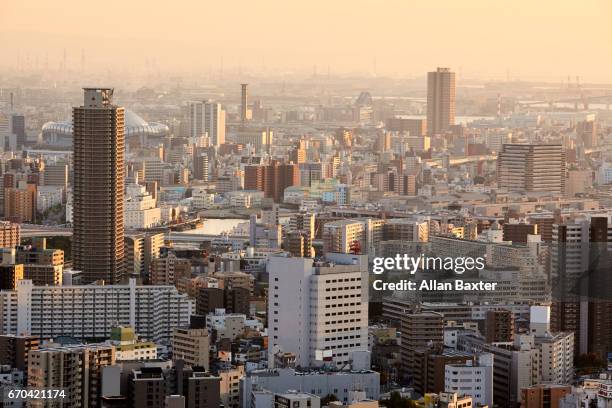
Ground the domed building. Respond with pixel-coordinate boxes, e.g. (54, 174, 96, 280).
(41, 109, 169, 147)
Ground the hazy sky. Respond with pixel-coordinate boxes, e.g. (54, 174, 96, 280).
(2, 0, 611, 82)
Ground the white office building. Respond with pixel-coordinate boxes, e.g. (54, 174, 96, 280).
(445, 353, 494, 407)
(125, 184, 161, 229)
(267, 252, 369, 369)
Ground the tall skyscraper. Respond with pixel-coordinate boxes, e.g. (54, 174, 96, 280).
(497, 144, 566, 194)
(427, 67, 456, 135)
(204, 101, 226, 147)
(188, 101, 205, 139)
(551, 216, 611, 358)
(72, 88, 125, 284)
(189, 101, 226, 147)
(240, 83, 248, 124)
(10, 114, 26, 149)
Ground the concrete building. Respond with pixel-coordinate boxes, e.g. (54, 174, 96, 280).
(497, 144, 566, 194)
(0, 334, 39, 371)
(144, 232, 165, 283)
(485, 309, 515, 343)
(0, 221, 20, 248)
(566, 169, 593, 197)
(16, 238, 64, 286)
(28, 343, 115, 408)
(385, 117, 427, 136)
(172, 327, 210, 370)
(0, 264, 23, 290)
(125, 184, 161, 229)
(107, 326, 157, 361)
(240, 368, 380, 408)
(42, 163, 69, 190)
(73, 88, 125, 284)
(411, 348, 475, 396)
(444, 353, 494, 407)
(427, 68, 456, 135)
(457, 332, 540, 407)
(244, 162, 299, 203)
(383, 219, 429, 242)
(400, 311, 444, 376)
(521, 384, 571, 408)
(323, 219, 384, 255)
(438, 393, 472, 408)
(128, 364, 220, 408)
(219, 365, 245, 408)
(125, 233, 145, 280)
(204, 101, 226, 147)
(236, 129, 273, 153)
(150, 253, 192, 286)
(275, 391, 321, 408)
(1, 279, 193, 346)
(4, 182, 36, 223)
(267, 253, 369, 369)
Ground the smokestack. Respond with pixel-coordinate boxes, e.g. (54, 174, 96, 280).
(241, 83, 248, 125)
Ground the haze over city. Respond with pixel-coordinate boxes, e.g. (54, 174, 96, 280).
(2, 0, 612, 81)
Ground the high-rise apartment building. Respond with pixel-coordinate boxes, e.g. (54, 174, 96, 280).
(236, 128, 273, 153)
(400, 311, 444, 376)
(189, 101, 226, 147)
(193, 148, 210, 181)
(551, 216, 611, 358)
(16, 238, 64, 286)
(73, 88, 125, 284)
(497, 144, 566, 194)
(189, 101, 206, 139)
(0, 264, 23, 290)
(323, 218, 385, 256)
(172, 327, 210, 370)
(241, 84, 248, 124)
(204, 101, 226, 147)
(28, 344, 115, 408)
(385, 117, 427, 136)
(244, 162, 299, 203)
(0, 221, 20, 248)
(4, 182, 36, 223)
(125, 233, 145, 280)
(502, 222, 538, 244)
(427, 67, 456, 135)
(42, 163, 69, 190)
(485, 309, 515, 343)
(0, 334, 39, 371)
(10, 114, 26, 149)
(267, 253, 369, 369)
(3, 279, 192, 346)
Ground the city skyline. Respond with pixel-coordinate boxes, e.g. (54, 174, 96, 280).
(1, 3, 612, 406)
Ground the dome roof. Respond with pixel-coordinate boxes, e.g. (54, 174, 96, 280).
(42, 109, 169, 143)
(124, 109, 149, 128)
